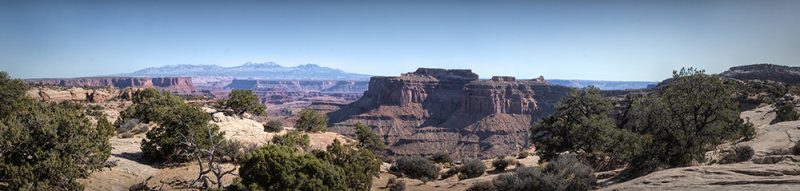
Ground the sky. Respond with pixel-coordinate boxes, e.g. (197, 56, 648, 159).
(1, 0, 799, 81)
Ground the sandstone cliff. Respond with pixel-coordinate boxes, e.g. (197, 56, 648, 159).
(313, 68, 573, 159)
(25, 77, 204, 95)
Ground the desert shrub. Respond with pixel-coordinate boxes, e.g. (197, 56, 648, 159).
(792, 142, 800, 155)
(239, 144, 347, 191)
(629, 68, 755, 172)
(441, 167, 460, 179)
(734, 146, 755, 162)
(459, 158, 486, 179)
(393, 156, 439, 181)
(295, 108, 329, 132)
(531, 86, 645, 169)
(0, 72, 114, 190)
(389, 180, 406, 191)
(776, 102, 799, 122)
(386, 177, 397, 187)
(314, 139, 382, 191)
(120, 132, 133, 138)
(271, 131, 310, 150)
(133, 124, 150, 135)
(217, 139, 245, 163)
(117, 118, 139, 134)
(492, 157, 517, 172)
(431, 152, 453, 165)
(492, 154, 594, 191)
(263, 119, 283, 132)
(466, 181, 496, 191)
(517, 152, 529, 159)
(355, 122, 385, 154)
(219, 89, 267, 116)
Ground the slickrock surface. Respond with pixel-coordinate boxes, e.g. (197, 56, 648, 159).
(315, 68, 573, 159)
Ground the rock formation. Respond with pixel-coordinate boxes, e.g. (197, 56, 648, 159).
(24, 77, 209, 96)
(721, 64, 800, 85)
(313, 68, 573, 159)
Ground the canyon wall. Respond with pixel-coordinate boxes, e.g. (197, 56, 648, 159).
(25, 77, 201, 94)
(313, 68, 573, 159)
(224, 79, 368, 104)
(721, 64, 800, 85)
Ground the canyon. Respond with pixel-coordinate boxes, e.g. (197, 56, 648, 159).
(313, 68, 574, 159)
(24, 77, 205, 95)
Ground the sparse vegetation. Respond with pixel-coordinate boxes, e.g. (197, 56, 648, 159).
(263, 119, 283, 132)
(0, 72, 114, 190)
(776, 101, 799, 122)
(492, 154, 594, 191)
(392, 156, 440, 182)
(219, 89, 267, 116)
(517, 152, 529, 159)
(792, 142, 800, 155)
(295, 108, 329, 132)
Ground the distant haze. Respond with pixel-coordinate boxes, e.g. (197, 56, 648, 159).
(2, 0, 799, 81)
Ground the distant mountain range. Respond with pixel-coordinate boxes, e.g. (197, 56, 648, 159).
(112, 62, 658, 90)
(547, 79, 657, 90)
(115, 62, 372, 80)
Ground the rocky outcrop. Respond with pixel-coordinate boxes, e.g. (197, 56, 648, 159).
(25, 77, 201, 94)
(26, 87, 117, 102)
(721, 64, 800, 85)
(314, 68, 573, 159)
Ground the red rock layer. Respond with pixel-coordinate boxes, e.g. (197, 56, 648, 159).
(314, 68, 573, 159)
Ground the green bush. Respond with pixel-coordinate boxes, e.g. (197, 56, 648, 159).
(629, 68, 755, 171)
(314, 139, 382, 191)
(355, 122, 385, 153)
(140, 103, 223, 164)
(392, 156, 439, 182)
(239, 144, 347, 191)
(263, 119, 283, 132)
(295, 108, 329, 132)
(492, 154, 594, 191)
(459, 158, 486, 179)
(531, 86, 645, 169)
(271, 131, 310, 150)
(466, 181, 496, 191)
(220, 89, 267, 116)
(776, 102, 799, 122)
(0, 72, 114, 190)
(431, 152, 453, 164)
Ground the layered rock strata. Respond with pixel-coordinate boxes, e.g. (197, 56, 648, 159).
(25, 77, 202, 95)
(314, 68, 573, 159)
(224, 79, 368, 104)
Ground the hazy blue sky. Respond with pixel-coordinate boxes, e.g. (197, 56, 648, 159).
(2, 0, 799, 81)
